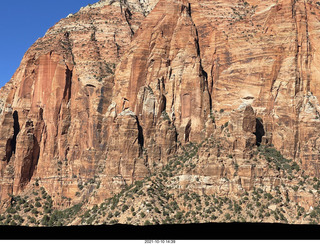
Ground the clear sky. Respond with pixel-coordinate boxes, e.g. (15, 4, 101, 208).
(0, 0, 98, 88)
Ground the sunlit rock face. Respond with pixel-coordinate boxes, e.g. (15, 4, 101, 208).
(0, 0, 320, 211)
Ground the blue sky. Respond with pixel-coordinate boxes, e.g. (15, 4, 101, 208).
(0, 0, 98, 88)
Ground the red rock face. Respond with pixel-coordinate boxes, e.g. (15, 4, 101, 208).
(108, 0, 211, 186)
(187, 0, 320, 175)
(0, 0, 149, 203)
(0, 0, 320, 208)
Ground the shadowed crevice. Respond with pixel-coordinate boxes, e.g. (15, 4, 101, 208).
(6, 111, 20, 163)
(12, 111, 20, 154)
(136, 118, 144, 150)
(254, 118, 265, 146)
(185, 120, 191, 143)
(63, 67, 72, 103)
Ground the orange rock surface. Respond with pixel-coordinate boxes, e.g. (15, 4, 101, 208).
(0, 0, 320, 210)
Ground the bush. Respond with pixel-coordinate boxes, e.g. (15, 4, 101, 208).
(44, 206, 51, 214)
(225, 213, 231, 220)
(291, 162, 300, 171)
(234, 203, 242, 213)
(264, 193, 273, 200)
(10, 220, 17, 226)
(13, 215, 20, 221)
(175, 212, 183, 220)
(310, 211, 317, 218)
(18, 199, 26, 205)
(110, 219, 119, 225)
(41, 215, 50, 226)
(7, 207, 17, 214)
(24, 208, 31, 213)
(144, 220, 151, 225)
(122, 205, 129, 213)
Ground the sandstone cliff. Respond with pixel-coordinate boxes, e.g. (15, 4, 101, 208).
(0, 0, 320, 226)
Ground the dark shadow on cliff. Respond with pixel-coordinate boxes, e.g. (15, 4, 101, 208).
(5, 111, 20, 162)
(0, 223, 320, 240)
(254, 118, 265, 146)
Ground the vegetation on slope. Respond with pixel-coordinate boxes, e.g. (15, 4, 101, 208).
(1, 140, 320, 226)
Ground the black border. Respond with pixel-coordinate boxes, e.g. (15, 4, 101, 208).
(0, 223, 320, 240)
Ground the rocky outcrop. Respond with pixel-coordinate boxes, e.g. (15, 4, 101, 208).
(0, 0, 148, 204)
(187, 0, 320, 176)
(105, 0, 211, 189)
(0, 0, 320, 218)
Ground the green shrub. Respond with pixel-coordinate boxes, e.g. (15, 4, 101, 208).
(264, 193, 273, 200)
(7, 207, 17, 214)
(10, 220, 17, 226)
(110, 219, 119, 225)
(13, 215, 20, 221)
(175, 212, 183, 220)
(24, 207, 31, 213)
(43, 206, 51, 214)
(18, 199, 26, 205)
(310, 210, 317, 218)
(144, 220, 151, 225)
(234, 203, 242, 213)
(41, 215, 50, 226)
(121, 204, 129, 213)
(225, 213, 231, 220)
